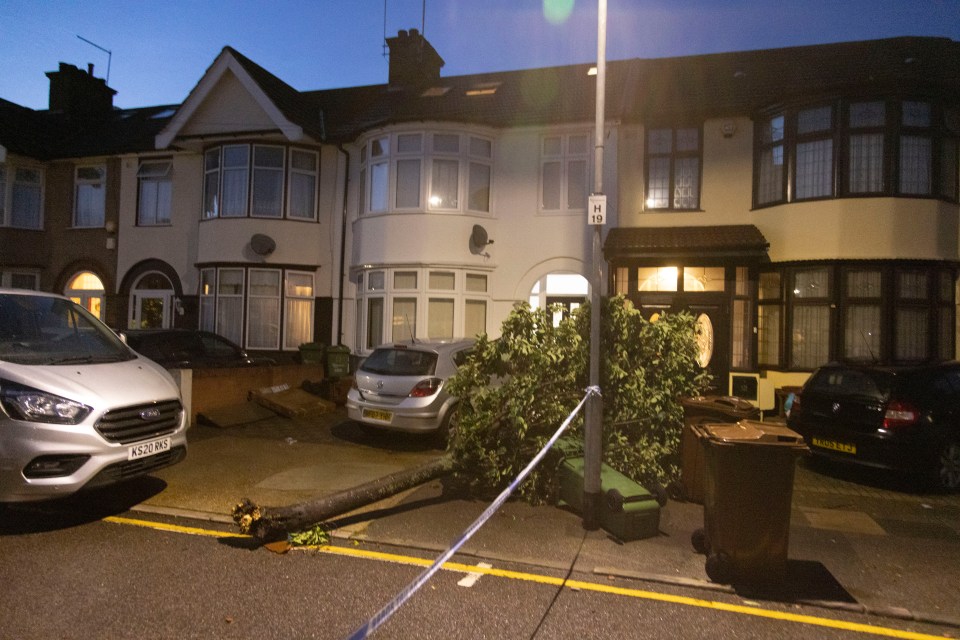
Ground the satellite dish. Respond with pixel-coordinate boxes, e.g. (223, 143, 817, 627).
(250, 234, 276, 256)
(471, 225, 492, 247)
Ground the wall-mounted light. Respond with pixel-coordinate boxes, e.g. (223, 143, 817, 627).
(720, 121, 737, 138)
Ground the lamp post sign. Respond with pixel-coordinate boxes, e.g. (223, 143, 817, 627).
(588, 194, 606, 225)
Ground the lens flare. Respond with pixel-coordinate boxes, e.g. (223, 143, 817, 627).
(543, 0, 574, 25)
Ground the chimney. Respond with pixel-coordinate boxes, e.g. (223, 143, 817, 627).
(385, 29, 444, 90)
(46, 62, 116, 117)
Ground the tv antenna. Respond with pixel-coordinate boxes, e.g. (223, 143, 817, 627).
(382, 0, 427, 57)
(76, 35, 112, 83)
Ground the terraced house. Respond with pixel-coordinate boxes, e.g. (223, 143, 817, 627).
(1, 32, 958, 412)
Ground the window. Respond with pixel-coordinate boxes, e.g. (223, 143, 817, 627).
(284, 272, 314, 349)
(756, 98, 958, 206)
(0, 270, 39, 289)
(731, 267, 752, 369)
(899, 101, 932, 195)
(843, 270, 881, 360)
(288, 150, 318, 220)
(847, 101, 885, 194)
(74, 165, 105, 227)
(791, 268, 831, 369)
(137, 160, 172, 225)
(759, 264, 954, 369)
(216, 268, 244, 345)
(359, 130, 492, 215)
(202, 144, 320, 220)
(645, 127, 701, 210)
(541, 133, 589, 212)
(247, 269, 281, 349)
(0, 164, 43, 229)
(756, 115, 785, 206)
(252, 146, 284, 217)
(758, 272, 782, 366)
(200, 267, 316, 351)
(354, 268, 490, 351)
(221, 145, 249, 217)
(794, 106, 834, 199)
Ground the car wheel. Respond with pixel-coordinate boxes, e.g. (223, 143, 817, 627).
(934, 441, 960, 491)
(435, 405, 461, 449)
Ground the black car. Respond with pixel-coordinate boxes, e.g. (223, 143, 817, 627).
(787, 361, 960, 490)
(124, 329, 272, 369)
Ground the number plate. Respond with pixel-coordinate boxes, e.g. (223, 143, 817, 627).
(128, 437, 171, 461)
(812, 437, 856, 455)
(362, 409, 393, 423)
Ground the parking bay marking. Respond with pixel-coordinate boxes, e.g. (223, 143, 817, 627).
(105, 515, 944, 640)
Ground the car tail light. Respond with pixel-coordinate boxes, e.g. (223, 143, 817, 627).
(883, 400, 919, 429)
(409, 378, 442, 398)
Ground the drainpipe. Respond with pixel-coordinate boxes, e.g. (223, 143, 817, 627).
(336, 144, 351, 347)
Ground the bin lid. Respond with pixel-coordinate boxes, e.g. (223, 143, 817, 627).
(700, 420, 807, 448)
(682, 395, 756, 412)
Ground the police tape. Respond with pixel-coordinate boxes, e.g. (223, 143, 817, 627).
(346, 386, 601, 640)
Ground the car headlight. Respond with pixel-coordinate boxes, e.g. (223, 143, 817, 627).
(0, 381, 92, 425)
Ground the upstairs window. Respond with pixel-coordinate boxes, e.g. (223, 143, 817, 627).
(541, 133, 588, 213)
(645, 127, 701, 210)
(0, 164, 43, 229)
(203, 144, 320, 220)
(137, 160, 172, 226)
(755, 98, 958, 207)
(74, 165, 105, 227)
(359, 130, 492, 216)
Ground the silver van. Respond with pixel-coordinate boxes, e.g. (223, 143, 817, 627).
(0, 289, 188, 503)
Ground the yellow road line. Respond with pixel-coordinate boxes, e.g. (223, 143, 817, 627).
(104, 515, 250, 538)
(105, 516, 944, 640)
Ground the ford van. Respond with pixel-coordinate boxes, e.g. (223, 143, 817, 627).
(0, 289, 188, 503)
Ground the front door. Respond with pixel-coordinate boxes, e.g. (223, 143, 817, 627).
(131, 291, 172, 329)
(638, 294, 729, 394)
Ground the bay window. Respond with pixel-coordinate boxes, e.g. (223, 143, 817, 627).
(202, 144, 320, 219)
(754, 98, 958, 206)
(759, 263, 955, 369)
(355, 268, 490, 352)
(359, 129, 492, 215)
(199, 267, 317, 351)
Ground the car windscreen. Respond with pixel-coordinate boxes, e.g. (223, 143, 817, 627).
(361, 348, 438, 376)
(0, 293, 134, 365)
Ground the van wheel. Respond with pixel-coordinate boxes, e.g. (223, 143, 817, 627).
(934, 441, 960, 491)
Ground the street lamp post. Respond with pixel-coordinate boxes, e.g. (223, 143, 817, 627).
(583, 0, 607, 530)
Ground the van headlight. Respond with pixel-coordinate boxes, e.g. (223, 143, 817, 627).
(0, 381, 92, 425)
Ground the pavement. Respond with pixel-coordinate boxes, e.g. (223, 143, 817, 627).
(134, 405, 960, 631)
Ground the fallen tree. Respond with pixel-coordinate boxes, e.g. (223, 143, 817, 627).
(232, 455, 454, 541)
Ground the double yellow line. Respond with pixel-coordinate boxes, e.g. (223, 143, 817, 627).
(105, 516, 944, 640)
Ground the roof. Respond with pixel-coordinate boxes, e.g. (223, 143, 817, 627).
(3, 36, 958, 159)
(604, 225, 770, 260)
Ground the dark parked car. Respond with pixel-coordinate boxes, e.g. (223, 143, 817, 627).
(787, 361, 960, 490)
(124, 329, 272, 369)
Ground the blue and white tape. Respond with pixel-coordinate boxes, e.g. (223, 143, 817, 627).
(347, 386, 601, 640)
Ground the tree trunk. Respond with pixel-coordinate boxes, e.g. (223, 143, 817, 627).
(232, 455, 453, 541)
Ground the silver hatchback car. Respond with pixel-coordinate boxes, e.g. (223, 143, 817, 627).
(347, 339, 475, 435)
